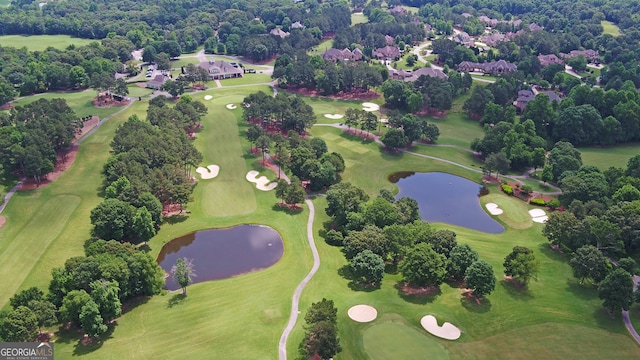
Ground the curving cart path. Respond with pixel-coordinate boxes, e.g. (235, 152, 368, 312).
(278, 198, 320, 360)
(622, 275, 640, 345)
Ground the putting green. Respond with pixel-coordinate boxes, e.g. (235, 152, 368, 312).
(482, 193, 532, 229)
(363, 322, 450, 360)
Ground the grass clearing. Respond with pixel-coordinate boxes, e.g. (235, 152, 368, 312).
(363, 320, 450, 360)
(10, 90, 122, 119)
(426, 111, 484, 148)
(170, 57, 200, 68)
(0, 35, 96, 51)
(579, 143, 640, 169)
(310, 38, 334, 55)
(218, 74, 272, 86)
(351, 12, 368, 25)
(126, 84, 154, 98)
(601, 20, 622, 37)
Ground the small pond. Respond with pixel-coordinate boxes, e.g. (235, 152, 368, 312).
(157, 225, 284, 290)
(390, 172, 504, 234)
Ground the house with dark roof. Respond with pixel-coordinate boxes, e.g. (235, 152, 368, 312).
(146, 75, 169, 90)
(391, 67, 448, 82)
(453, 31, 474, 46)
(457, 60, 517, 75)
(538, 54, 564, 67)
(388, 6, 407, 15)
(321, 48, 363, 62)
(482, 33, 506, 46)
(372, 46, 401, 60)
(198, 59, 243, 80)
(514, 89, 562, 112)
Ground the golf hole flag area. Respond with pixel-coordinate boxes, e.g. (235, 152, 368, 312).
(226, 103, 237, 109)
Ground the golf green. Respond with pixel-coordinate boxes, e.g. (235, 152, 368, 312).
(363, 322, 450, 360)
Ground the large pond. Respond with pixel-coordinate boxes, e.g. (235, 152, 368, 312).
(390, 172, 504, 234)
(157, 225, 284, 290)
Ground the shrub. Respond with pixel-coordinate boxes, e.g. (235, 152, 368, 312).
(547, 199, 561, 210)
(520, 185, 533, 194)
(501, 184, 514, 195)
(529, 198, 546, 206)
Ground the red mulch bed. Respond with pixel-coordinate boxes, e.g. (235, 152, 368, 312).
(19, 146, 79, 190)
(481, 175, 501, 184)
(399, 282, 439, 296)
(162, 203, 184, 218)
(413, 108, 447, 117)
(283, 86, 381, 101)
(93, 95, 129, 108)
(343, 128, 376, 141)
(0, 216, 5, 229)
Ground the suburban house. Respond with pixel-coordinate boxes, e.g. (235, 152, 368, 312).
(372, 45, 401, 60)
(321, 48, 363, 62)
(482, 33, 506, 46)
(291, 21, 305, 29)
(269, 28, 289, 38)
(478, 16, 522, 28)
(146, 75, 169, 90)
(457, 60, 517, 75)
(424, 23, 432, 32)
(391, 67, 448, 82)
(538, 54, 564, 67)
(388, 6, 407, 15)
(560, 49, 600, 63)
(453, 31, 474, 47)
(514, 89, 562, 112)
(529, 23, 543, 31)
(198, 59, 243, 80)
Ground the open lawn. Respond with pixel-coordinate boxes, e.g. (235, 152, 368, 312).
(126, 84, 154, 98)
(9, 90, 123, 119)
(351, 12, 368, 25)
(2, 82, 639, 359)
(579, 143, 640, 169)
(218, 73, 273, 86)
(170, 57, 201, 69)
(310, 38, 334, 55)
(601, 20, 622, 37)
(0, 35, 96, 51)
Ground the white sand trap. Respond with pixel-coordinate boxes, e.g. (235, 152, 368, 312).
(226, 103, 237, 109)
(246, 170, 278, 191)
(379, 118, 388, 123)
(532, 215, 549, 223)
(485, 203, 503, 215)
(362, 102, 380, 112)
(204, 95, 213, 100)
(348, 305, 377, 323)
(420, 315, 461, 340)
(196, 165, 220, 179)
(529, 208, 548, 223)
(324, 114, 344, 119)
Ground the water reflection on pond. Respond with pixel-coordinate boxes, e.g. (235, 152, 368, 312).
(390, 172, 504, 234)
(157, 225, 284, 290)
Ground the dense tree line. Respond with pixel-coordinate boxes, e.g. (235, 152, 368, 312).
(0, 98, 82, 184)
(243, 90, 316, 134)
(273, 51, 387, 95)
(0, 240, 164, 341)
(324, 183, 497, 298)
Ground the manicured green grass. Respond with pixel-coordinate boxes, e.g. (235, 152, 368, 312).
(0, 0, 11, 6)
(601, 20, 622, 37)
(218, 74, 272, 86)
(310, 38, 334, 55)
(427, 110, 485, 148)
(351, 12, 368, 25)
(10, 91, 122, 119)
(579, 143, 640, 169)
(170, 57, 200, 69)
(363, 319, 450, 359)
(481, 193, 533, 230)
(126, 84, 154, 98)
(0, 35, 96, 51)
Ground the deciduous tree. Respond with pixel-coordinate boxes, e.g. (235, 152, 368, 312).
(464, 260, 496, 298)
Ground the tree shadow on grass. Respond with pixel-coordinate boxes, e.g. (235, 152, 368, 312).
(164, 214, 189, 225)
(167, 293, 187, 308)
(565, 278, 598, 301)
(271, 203, 304, 215)
(500, 279, 534, 301)
(460, 294, 492, 313)
(55, 322, 117, 356)
(538, 243, 569, 263)
(337, 265, 380, 292)
(385, 262, 399, 275)
(395, 282, 442, 305)
(121, 296, 149, 315)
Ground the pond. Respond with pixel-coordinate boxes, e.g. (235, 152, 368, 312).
(390, 172, 504, 234)
(157, 225, 284, 290)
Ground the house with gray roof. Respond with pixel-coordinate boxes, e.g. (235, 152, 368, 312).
(458, 60, 517, 75)
(198, 59, 243, 80)
(538, 54, 564, 67)
(146, 75, 169, 90)
(372, 46, 401, 60)
(270, 28, 289, 38)
(560, 49, 600, 63)
(321, 48, 363, 62)
(391, 67, 448, 82)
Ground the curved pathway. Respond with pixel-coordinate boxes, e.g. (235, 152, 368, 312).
(622, 275, 640, 345)
(0, 179, 25, 215)
(278, 198, 321, 360)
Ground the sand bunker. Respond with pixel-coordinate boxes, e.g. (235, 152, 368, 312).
(529, 209, 549, 223)
(362, 102, 380, 112)
(485, 203, 503, 215)
(379, 118, 388, 123)
(420, 315, 461, 340)
(226, 104, 237, 110)
(324, 114, 344, 119)
(196, 165, 220, 179)
(204, 95, 213, 100)
(348, 305, 377, 323)
(246, 170, 277, 191)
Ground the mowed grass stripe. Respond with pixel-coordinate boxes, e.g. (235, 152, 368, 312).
(364, 321, 449, 360)
(0, 35, 96, 51)
(0, 195, 80, 306)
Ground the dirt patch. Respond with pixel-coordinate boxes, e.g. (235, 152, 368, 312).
(93, 94, 129, 108)
(19, 146, 79, 191)
(481, 175, 501, 184)
(162, 203, 183, 218)
(399, 282, 439, 296)
(284, 87, 381, 101)
(0, 216, 5, 229)
(343, 128, 376, 141)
